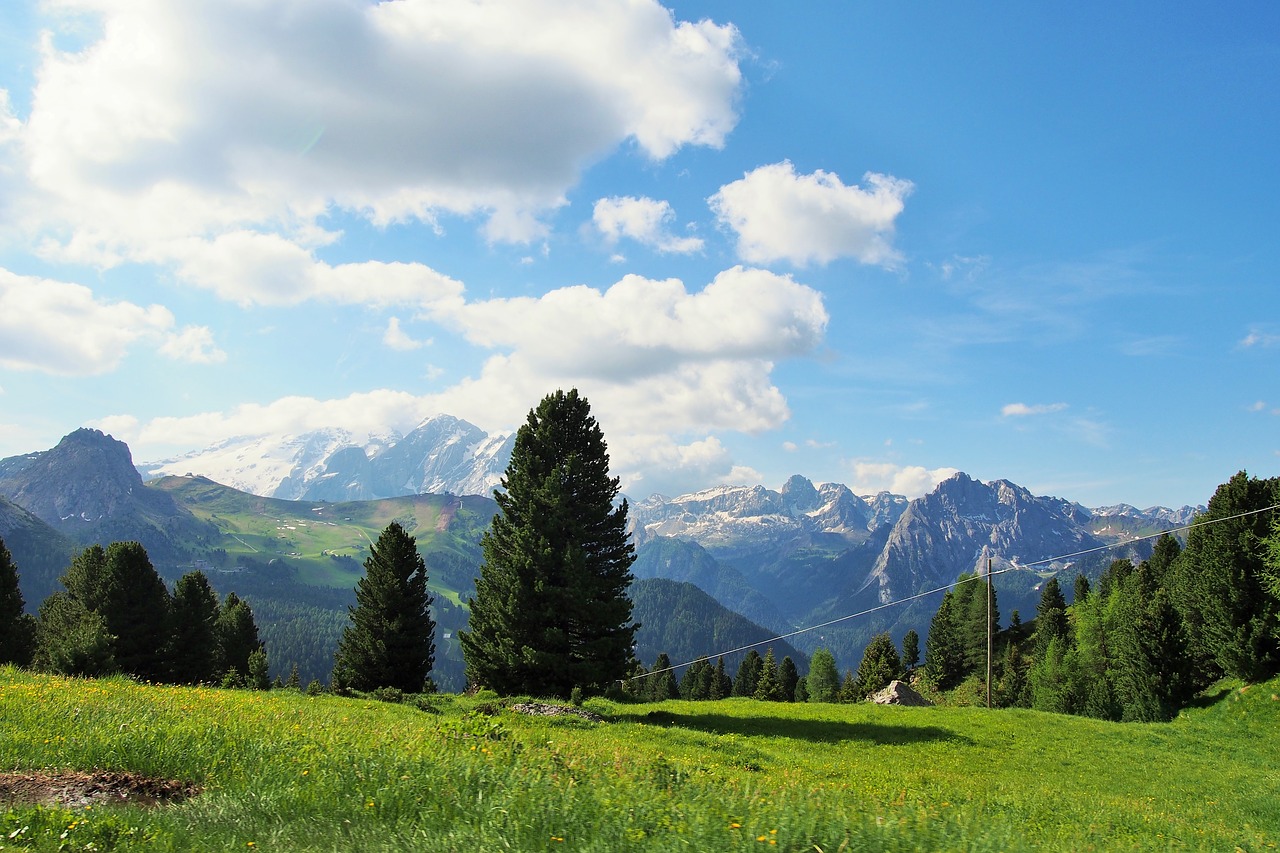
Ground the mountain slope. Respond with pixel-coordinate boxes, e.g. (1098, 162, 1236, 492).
(630, 578, 807, 673)
(142, 415, 513, 501)
(0, 495, 76, 610)
(0, 428, 215, 565)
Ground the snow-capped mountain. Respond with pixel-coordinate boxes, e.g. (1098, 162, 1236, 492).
(140, 415, 513, 501)
(628, 475, 880, 552)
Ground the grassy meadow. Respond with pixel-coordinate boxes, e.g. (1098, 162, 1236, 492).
(1, 665, 1277, 851)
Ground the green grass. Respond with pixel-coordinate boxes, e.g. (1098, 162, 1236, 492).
(152, 476, 491, 595)
(1, 666, 1277, 851)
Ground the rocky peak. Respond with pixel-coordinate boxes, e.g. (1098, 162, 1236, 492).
(780, 474, 820, 513)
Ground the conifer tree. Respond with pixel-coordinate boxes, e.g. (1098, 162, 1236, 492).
(924, 592, 966, 689)
(99, 542, 170, 681)
(461, 389, 637, 698)
(333, 522, 436, 693)
(837, 669, 860, 702)
(779, 656, 799, 702)
(901, 630, 920, 671)
(648, 652, 678, 701)
(854, 631, 902, 698)
(805, 647, 840, 702)
(1033, 577, 1069, 656)
(1073, 574, 1091, 605)
(35, 593, 115, 676)
(215, 592, 263, 682)
(1170, 471, 1280, 682)
(712, 656, 731, 699)
(0, 537, 35, 666)
(733, 649, 762, 697)
(168, 570, 220, 684)
(753, 647, 784, 701)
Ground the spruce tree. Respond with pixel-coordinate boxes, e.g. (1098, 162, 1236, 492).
(924, 592, 966, 689)
(333, 522, 436, 693)
(461, 389, 637, 698)
(1033, 577, 1069, 656)
(733, 650, 762, 697)
(712, 656, 731, 699)
(1170, 471, 1280, 682)
(35, 593, 115, 676)
(0, 537, 35, 666)
(854, 631, 902, 697)
(648, 652, 678, 701)
(215, 592, 263, 682)
(168, 570, 220, 684)
(901, 630, 920, 671)
(753, 648, 784, 701)
(805, 647, 840, 702)
(778, 656, 799, 702)
(100, 542, 170, 681)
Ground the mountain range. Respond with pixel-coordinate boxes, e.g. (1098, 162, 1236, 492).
(139, 415, 514, 502)
(1, 425, 1204, 681)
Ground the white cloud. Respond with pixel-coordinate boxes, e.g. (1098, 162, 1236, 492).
(383, 317, 428, 352)
(1240, 329, 1280, 348)
(163, 232, 467, 309)
(0, 269, 176, 375)
(158, 326, 226, 364)
(709, 161, 912, 267)
(593, 196, 703, 254)
(9, 0, 743, 268)
(1001, 402, 1069, 417)
(611, 434, 760, 497)
(125, 390, 441, 458)
(849, 462, 960, 499)
(119, 265, 828, 486)
(439, 266, 826, 381)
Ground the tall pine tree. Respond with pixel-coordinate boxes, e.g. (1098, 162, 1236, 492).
(0, 537, 34, 666)
(461, 389, 637, 698)
(168, 570, 221, 684)
(333, 522, 436, 693)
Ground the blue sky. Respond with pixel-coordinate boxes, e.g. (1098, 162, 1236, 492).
(0, 0, 1276, 509)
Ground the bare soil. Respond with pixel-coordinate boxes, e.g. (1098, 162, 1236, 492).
(0, 770, 199, 808)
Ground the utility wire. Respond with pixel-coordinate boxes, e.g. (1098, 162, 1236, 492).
(624, 502, 1280, 683)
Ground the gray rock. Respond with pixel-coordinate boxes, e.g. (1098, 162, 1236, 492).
(869, 680, 933, 706)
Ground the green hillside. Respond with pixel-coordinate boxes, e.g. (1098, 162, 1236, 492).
(151, 475, 497, 599)
(1, 666, 1276, 850)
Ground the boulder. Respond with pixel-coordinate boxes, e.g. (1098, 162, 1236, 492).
(869, 680, 933, 707)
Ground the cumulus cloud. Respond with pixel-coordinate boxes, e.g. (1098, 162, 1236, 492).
(383, 317, 428, 352)
(439, 266, 827, 382)
(709, 161, 912, 267)
(1001, 402, 1069, 417)
(10, 0, 742, 271)
(118, 264, 827, 493)
(592, 196, 703, 254)
(0, 269, 178, 375)
(849, 462, 960, 498)
(157, 233, 467, 310)
(158, 326, 227, 364)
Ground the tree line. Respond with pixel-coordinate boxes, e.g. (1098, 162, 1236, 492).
(0, 538, 268, 688)
(919, 470, 1280, 721)
(625, 632, 921, 705)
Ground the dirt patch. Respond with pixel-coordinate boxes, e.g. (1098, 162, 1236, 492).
(0, 770, 199, 809)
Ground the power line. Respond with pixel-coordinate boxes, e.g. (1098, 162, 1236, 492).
(624, 502, 1280, 683)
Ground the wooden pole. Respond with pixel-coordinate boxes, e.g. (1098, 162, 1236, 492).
(986, 557, 993, 710)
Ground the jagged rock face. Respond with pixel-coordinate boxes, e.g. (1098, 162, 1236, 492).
(629, 477, 873, 555)
(862, 472, 1106, 603)
(0, 429, 158, 526)
(863, 492, 909, 530)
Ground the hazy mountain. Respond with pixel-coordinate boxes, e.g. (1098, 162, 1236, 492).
(631, 578, 807, 674)
(141, 415, 513, 501)
(0, 495, 76, 610)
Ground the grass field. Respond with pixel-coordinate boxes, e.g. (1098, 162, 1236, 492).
(1, 666, 1277, 851)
